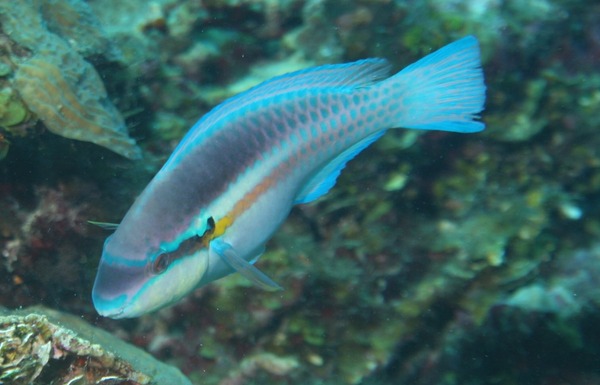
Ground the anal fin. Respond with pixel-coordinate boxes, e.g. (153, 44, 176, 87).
(294, 130, 386, 204)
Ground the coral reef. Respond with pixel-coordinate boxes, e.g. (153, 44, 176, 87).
(411, 243, 600, 385)
(0, 181, 108, 315)
(0, 0, 140, 159)
(1, 0, 600, 384)
(0, 306, 191, 385)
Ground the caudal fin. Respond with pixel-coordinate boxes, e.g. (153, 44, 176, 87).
(386, 36, 486, 133)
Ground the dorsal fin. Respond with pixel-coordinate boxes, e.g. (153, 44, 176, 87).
(235, 58, 391, 100)
(215, 58, 391, 117)
(295, 131, 386, 204)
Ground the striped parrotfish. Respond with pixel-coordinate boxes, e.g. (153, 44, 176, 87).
(92, 36, 486, 318)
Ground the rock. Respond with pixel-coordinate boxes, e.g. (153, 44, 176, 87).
(0, 306, 191, 385)
(0, 0, 141, 159)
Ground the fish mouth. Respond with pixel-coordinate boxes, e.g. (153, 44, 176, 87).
(92, 276, 129, 319)
(92, 256, 148, 319)
(92, 293, 126, 318)
(92, 246, 211, 318)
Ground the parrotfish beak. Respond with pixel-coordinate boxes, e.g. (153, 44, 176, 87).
(92, 246, 210, 319)
(92, 256, 145, 318)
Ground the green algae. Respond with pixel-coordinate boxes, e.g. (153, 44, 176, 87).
(0, 87, 29, 129)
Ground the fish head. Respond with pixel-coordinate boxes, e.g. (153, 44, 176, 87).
(92, 212, 213, 319)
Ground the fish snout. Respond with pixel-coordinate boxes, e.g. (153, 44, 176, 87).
(92, 256, 148, 318)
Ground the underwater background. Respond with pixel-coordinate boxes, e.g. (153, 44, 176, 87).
(0, 0, 599, 384)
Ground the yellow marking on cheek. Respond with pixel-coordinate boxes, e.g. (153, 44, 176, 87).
(201, 216, 233, 246)
(214, 216, 233, 237)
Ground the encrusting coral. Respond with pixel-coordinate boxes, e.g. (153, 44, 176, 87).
(0, 306, 192, 385)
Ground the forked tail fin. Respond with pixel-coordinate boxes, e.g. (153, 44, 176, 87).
(383, 36, 486, 133)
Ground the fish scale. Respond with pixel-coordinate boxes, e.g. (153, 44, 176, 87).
(93, 36, 486, 318)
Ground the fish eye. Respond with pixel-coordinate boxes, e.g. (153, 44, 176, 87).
(152, 253, 171, 275)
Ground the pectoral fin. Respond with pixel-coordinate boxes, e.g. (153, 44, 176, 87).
(211, 239, 282, 291)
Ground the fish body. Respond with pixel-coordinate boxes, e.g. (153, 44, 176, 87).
(93, 36, 486, 318)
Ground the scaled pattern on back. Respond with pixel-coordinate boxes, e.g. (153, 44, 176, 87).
(164, 58, 393, 168)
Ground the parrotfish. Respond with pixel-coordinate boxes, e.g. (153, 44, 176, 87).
(93, 36, 486, 318)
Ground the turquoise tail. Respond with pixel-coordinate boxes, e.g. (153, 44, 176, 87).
(384, 36, 486, 133)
